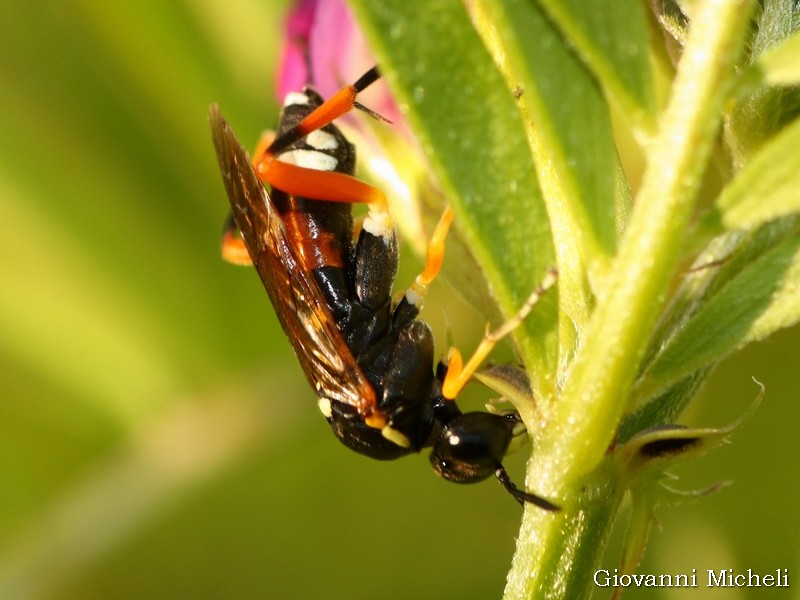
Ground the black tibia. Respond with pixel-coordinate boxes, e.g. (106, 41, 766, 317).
(354, 227, 399, 312)
(381, 321, 436, 451)
(391, 294, 422, 331)
(312, 266, 351, 321)
(340, 226, 398, 360)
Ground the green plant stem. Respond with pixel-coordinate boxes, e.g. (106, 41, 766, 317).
(506, 459, 624, 600)
(506, 0, 756, 597)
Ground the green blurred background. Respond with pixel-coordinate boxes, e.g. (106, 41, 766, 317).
(1, 1, 798, 598)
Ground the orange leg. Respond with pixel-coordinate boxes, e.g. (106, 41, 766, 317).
(251, 130, 275, 169)
(251, 67, 389, 207)
(221, 214, 253, 266)
(441, 267, 558, 400)
(219, 131, 274, 266)
(222, 67, 388, 263)
(255, 158, 388, 208)
(267, 66, 383, 156)
(403, 206, 454, 308)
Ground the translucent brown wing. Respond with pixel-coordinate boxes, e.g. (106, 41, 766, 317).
(209, 105, 378, 417)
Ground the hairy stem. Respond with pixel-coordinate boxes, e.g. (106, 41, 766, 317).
(506, 0, 756, 597)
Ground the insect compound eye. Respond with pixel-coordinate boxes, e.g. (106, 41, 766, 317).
(429, 412, 515, 484)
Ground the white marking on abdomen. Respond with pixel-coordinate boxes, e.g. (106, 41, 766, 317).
(306, 129, 338, 151)
(279, 149, 338, 171)
(284, 91, 310, 106)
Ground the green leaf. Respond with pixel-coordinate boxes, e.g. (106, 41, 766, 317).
(745, 28, 800, 87)
(536, 0, 658, 134)
(724, 0, 800, 165)
(475, 364, 537, 424)
(635, 215, 797, 407)
(617, 402, 759, 476)
(611, 383, 761, 596)
(467, 0, 630, 349)
(701, 116, 800, 234)
(622, 371, 709, 441)
(639, 228, 800, 400)
(616, 480, 728, 597)
(650, 0, 690, 46)
(642, 217, 798, 360)
(349, 1, 558, 395)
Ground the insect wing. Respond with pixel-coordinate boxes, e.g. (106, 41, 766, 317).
(209, 105, 377, 415)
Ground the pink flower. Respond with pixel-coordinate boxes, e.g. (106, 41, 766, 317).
(276, 0, 400, 126)
(275, 0, 430, 250)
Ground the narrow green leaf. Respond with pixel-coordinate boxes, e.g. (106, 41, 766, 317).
(724, 0, 800, 166)
(622, 371, 709, 441)
(617, 480, 728, 598)
(350, 1, 558, 394)
(474, 364, 537, 424)
(747, 0, 800, 60)
(746, 28, 800, 87)
(639, 232, 800, 399)
(613, 384, 760, 595)
(468, 0, 630, 345)
(536, 0, 658, 134)
(651, 0, 690, 45)
(635, 217, 797, 407)
(702, 116, 800, 233)
(641, 217, 798, 372)
(618, 415, 753, 477)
